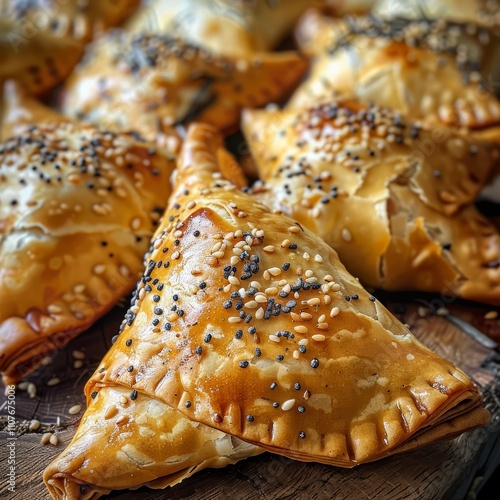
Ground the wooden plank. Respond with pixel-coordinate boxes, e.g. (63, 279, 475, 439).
(1, 298, 499, 500)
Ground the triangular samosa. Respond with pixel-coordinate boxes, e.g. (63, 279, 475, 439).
(242, 101, 500, 304)
(45, 123, 489, 499)
(0, 82, 175, 384)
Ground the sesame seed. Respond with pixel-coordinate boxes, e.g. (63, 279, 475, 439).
(294, 325, 308, 334)
(330, 307, 340, 318)
(281, 399, 296, 411)
(307, 298, 321, 306)
(314, 254, 323, 263)
(268, 267, 281, 277)
(263, 245, 275, 253)
(93, 264, 106, 275)
(29, 419, 40, 432)
(69, 404, 82, 415)
(269, 334, 281, 343)
(484, 311, 498, 320)
(341, 229, 352, 242)
(47, 377, 60, 387)
(186, 200, 196, 209)
(228, 317, 242, 324)
(312, 334, 326, 341)
(406, 354, 415, 360)
(255, 307, 264, 319)
(289, 226, 301, 234)
(171, 251, 180, 260)
(49, 434, 59, 446)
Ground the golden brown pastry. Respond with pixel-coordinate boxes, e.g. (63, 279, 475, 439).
(128, 0, 321, 57)
(326, 0, 376, 16)
(0, 82, 175, 385)
(374, 0, 500, 27)
(242, 102, 500, 304)
(0, 0, 140, 41)
(45, 123, 489, 499)
(290, 10, 500, 141)
(61, 31, 307, 141)
(0, 18, 84, 95)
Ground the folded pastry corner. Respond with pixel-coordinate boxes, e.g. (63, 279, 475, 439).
(44, 386, 262, 500)
(45, 122, 489, 499)
(0, 18, 85, 95)
(242, 102, 500, 304)
(290, 10, 500, 141)
(63, 1, 307, 140)
(0, 82, 175, 385)
(1, 0, 140, 41)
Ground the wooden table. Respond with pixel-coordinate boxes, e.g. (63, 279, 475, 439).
(1, 295, 499, 500)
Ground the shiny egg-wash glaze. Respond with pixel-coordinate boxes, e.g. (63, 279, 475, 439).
(45, 124, 489, 499)
(0, 83, 175, 384)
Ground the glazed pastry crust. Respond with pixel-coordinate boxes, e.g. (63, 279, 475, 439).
(0, 19, 84, 95)
(61, 32, 307, 140)
(0, 83, 174, 384)
(0, 0, 140, 41)
(83, 124, 488, 471)
(374, 0, 500, 27)
(44, 386, 262, 499)
(242, 102, 500, 304)
(128, 0, 319, 57)
(290, 11, 500, 137)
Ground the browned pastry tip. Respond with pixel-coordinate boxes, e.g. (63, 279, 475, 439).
(0, 82, 175, 385)
(242, 102, 500, 304)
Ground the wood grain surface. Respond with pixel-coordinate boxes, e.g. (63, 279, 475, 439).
(1, 296, 499, 500)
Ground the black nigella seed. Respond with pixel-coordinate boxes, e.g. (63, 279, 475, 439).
(235, 329, 243, 339)
(177, 309, 184, 317)
(193, 230, 200, 237)
(153, 294, 160, 302)
(369, 296, 376, 302)
(288, 243, 297, 249)
(157, 283, 164, 291)
(469, 145, 478, 155)
(442, 242, 452, 250)
(204, 334, 212, 343)
(298, 406, 305, 413)
(344, 296, 351, 302)
(351, 294, 359, 300)
(282, 262, 290, 271)
(91, 391, 98, 399)
(276, 355, 284, 362)
(245, 315, 252, 323)
(299, 345, 306, 354)
(235, 301, 244, 310)
(248, 326, 256, 334)
(185, 401, 192, 408)
(246, 415, 255, 422)
(173, 294, 179, 301)
(199, 282, 207, 289)
(231, 291, 240, 299)
(195, 346, 202, 355)
(255, 347, 261, 357)
(165, 323, 171, 331)
(273, 401, 279, 408)
(152, 318, 159, 326)
(294, 382, 301, 390)
(310, 358, 319, 369)
(126, 339, 132, 346)
(239, 360, 249, 368)
(270, 382, 277, 390)
(299, 431, 306, 439)
(127, 365, 134, 372)
(131, 390, 138, 400)
(223, 300, 232, 309)
(154, 307, 163, 315)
